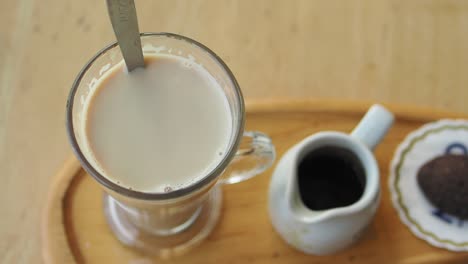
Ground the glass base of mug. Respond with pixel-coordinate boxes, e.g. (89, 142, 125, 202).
(102, 184, 222, 259)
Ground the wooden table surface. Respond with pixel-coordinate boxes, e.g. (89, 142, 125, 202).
(2, 1, 468, 263)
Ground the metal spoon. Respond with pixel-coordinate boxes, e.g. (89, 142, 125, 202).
(106, 0, 145, 72)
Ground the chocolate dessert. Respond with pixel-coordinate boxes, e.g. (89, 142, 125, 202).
(417, 154, 468, 219)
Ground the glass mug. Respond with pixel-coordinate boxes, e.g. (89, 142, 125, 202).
(66, 33, 275, 257)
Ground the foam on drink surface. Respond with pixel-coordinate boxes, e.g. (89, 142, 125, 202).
(82, 54, 232, 193)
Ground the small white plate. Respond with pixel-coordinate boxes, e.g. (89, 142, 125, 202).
(389, 119, 468, 252)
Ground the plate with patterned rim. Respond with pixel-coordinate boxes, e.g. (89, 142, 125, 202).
(389, 119, 468, 252)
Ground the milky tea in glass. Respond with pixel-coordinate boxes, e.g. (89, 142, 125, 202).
(66, 33, 275, 257)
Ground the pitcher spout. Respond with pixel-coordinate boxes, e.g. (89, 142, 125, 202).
(286, 170, 330, 223)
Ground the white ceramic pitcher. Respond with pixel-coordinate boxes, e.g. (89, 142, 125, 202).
(268, 104, 394, 255)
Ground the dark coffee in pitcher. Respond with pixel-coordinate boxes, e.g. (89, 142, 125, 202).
(298, 146, 366, 210)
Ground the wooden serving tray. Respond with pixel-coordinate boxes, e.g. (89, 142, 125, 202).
(42, 99, 468, 264)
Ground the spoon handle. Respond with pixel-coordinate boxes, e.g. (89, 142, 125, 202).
(106, 0, 145, 72)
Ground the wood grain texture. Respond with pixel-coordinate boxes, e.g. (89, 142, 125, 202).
(3, 1, 468, 263)
(43, 101, 468, 264)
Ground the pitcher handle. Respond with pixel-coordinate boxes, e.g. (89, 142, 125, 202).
(218, 131, 276, 185)
(351, 104, 394, 150)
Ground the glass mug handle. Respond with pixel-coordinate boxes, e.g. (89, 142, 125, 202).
(218, 131, 276, 185)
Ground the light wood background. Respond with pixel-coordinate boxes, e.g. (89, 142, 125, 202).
(2, 0, 468, 263)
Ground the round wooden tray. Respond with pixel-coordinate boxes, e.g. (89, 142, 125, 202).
(42, 99, 468, 263)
